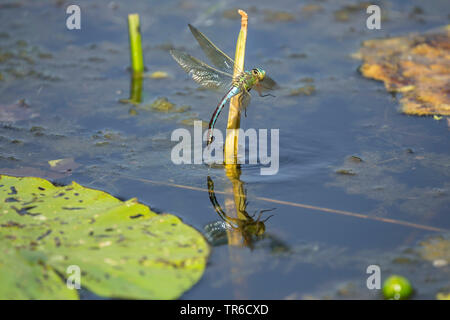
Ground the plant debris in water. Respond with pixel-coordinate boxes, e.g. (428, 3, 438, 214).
(334, 2, 372, 22)
(353, 25, 450, 116)
(148, 71, 169, 79)
(289, 85, 316, 96)
(300, 4, 324, 16)
(264, 10, 296, 22)
(139, 97, 190, 114)
(48, 158, 79, 174)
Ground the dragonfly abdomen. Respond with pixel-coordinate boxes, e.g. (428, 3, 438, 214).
(206, 86, 240, 145)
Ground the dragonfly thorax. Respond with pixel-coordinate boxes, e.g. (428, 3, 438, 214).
(235, 68, 266, 91)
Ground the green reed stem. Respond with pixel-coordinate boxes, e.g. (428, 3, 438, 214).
(128, 14, 144, 75)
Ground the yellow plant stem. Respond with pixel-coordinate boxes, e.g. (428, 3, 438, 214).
(128, 14, 144, 75)
(224, 10, 248, 165)
(224, 10, 248, 248)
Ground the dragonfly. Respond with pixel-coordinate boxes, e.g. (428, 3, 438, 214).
(204, 176, 277, 249)
(170, 24, 277, 146)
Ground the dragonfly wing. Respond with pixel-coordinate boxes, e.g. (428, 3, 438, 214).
(170, 49, 232, 90)
(256, 76, 279, 92)
(188, 24, 238, 74)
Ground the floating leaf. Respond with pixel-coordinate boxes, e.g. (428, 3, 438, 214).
(289, 85, 316, 96)
(437, 292, 450, 300)
(148, 71, 169, 79)
(354, 25, 450, 116)
(300, 4, 323, 16)
(0, 175, 209, 299)
(419, 236, 450, 263)
(335, 169, 356, 176)
(180, 118, 208, 128)
(48, 158, 79, 174)
(348, 156, 363, 163)
(334, 2, 371, 22)
(264, 10, 295, 22)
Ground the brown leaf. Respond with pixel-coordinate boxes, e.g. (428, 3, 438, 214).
(354, 25, 450, 116)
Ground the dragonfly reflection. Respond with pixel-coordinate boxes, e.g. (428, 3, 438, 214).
(204, 176, 285, 250)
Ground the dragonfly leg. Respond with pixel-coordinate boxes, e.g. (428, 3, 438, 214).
(239, 90, 252, 118)
(236, 93, 248, 117)
(259, 92, 276, 98)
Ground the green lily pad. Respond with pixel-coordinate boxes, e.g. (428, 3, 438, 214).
(0, 175, 209, 299)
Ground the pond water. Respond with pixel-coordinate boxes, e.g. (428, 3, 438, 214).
(0, 0, 449, 299)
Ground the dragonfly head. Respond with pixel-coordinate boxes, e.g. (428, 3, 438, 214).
(251, 68, 266, 81)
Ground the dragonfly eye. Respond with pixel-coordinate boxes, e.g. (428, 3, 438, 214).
(252, 68, 265, 81)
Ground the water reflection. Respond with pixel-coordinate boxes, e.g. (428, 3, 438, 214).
(204, 169, 290, 299)
(204, 174, 274, 249)
(119, 72, 143, 111)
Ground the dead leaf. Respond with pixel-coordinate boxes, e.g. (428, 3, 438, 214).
(354, 25, 450, 116)
(48, 158, 79, 173)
